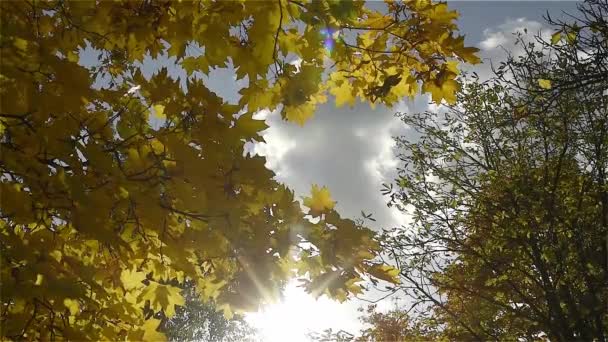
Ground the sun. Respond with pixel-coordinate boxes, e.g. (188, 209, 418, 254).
(246, 280, 360, 342)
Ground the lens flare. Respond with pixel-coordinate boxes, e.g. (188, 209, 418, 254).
(320, 27, 338, 53)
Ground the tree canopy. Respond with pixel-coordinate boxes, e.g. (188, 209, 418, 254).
(379, 1, 607, 340)
(309, 303, 440, 342)
(0, 0, 478, 340)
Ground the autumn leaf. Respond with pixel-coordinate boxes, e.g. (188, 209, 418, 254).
(566, 30, 577, 44)
(121, 268, 146, 290)
(153, 104, 166, 119)
(284, 102, 316, 126)
(142, 318, 167, 341)
(538, 79, 552, 89)
(63, 298, 80, 316)
(551, 31, 562, 44)
(368, 264, 401, 284)
(140, 282, 185, 318)
(303, 184, 336, 216)
(424, 78, 461, 104)
(330, 78, 356, 108)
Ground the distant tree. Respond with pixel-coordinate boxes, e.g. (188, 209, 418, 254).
(381, 0, 608, 340)
(160, 281, 256, 342)
(309, 304, 439, 342)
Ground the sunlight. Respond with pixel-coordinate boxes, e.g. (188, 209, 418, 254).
(246, 280, 360, 342)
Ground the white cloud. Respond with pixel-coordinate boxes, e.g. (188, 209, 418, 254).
(470, 18, 549, 81)
(251, 110, 297, 178)
(480, 33, 510, 50)
(248, 101, 416, 229)
(363, 119, 399, 184)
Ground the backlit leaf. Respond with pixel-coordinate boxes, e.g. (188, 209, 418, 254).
(303, 184, 336, 216)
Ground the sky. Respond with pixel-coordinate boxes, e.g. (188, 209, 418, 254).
(240, 1, 580, 341)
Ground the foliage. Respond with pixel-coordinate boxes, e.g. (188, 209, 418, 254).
(0, 0, 477, 340)
(381, 1, 608, 340)
(309, 304, 439, 342)
(160, 281, 256, 342)
(354, 304, 438, 341)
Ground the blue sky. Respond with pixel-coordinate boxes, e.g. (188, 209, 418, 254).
(242, 2, 581, 341)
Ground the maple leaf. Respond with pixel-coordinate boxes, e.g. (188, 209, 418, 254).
(367, 264, 401, 284)
(303, 184, 336, 216)
(142, 318, 167, 341)
(284, 102, 316, 126)
(140, 282, 185, 318)
(424, 78, 461, 104)
(330, 78, 356, 108)
(121, 268, 146, 290)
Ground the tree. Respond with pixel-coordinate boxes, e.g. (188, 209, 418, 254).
(382, 1, 607, 340)
(0, 0, 477, 340)
(160, 281, 256, 342)
(309, 303, 439, 342)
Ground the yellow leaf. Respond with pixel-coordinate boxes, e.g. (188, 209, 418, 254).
(50, 250, 62, 262)
(119, 187, 129, 199)
(197, 277, 226, 301)
(153, 104, 165, 119)
(38, 15, 54, 35)
(566, 31, 577, 44)
(303, 184, 336, 216)
(368, 264, 401, 284)
(120, 268, 146, 290)
(63, 298, 80, 316)
(67, 51, 79, 63)
(140, 282, 185, 318)
(150, 139, 165, 154)
(331, 80, 356, 108)
(9, 298, 26, 313)
(445, 60, 460, 75)
(142, 318, 167, 342)
(424, 78, 460, 104)
(284, 102, 315, 126)
(538, 79, 552, 89)
(551, 31, 562, 45)
(181, 56, 209, 75)
(426, 3, 459, 25)
(219, 303, 234, 320)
